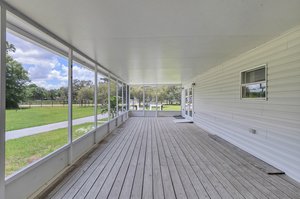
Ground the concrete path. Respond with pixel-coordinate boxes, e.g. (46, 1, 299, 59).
(6, 113, 108, 140)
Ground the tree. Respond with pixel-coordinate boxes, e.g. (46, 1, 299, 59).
(100, 95, 117, 118)
(144, 87, 156, 109)
(25, 84, 37, 101)
(48, 89, 58, 100)
(165, 85, 181, 104)
(130, 86, 143, 106)
(25, 84, 47, 101)
(57, 87, 68, 102)
(77, 86, 94, 106)
(98, 78, 108, 105)
(157, 86, 167, 104)
(73, 79, 93, 101)
(156, 85, 181, 105)
(6, 42, 30, 108)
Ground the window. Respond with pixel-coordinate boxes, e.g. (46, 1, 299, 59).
(144, 85, 156, 111)
(241, 65, 267, 99)
(157, 85, 181, 111)
(110, 79, 117, 118)
(97, 73, 109, 126)
(72, 61, 95, 140)
(5, 31, 69, 176)
(126, 85, 130, 110)
(129, 85, 182, 112)
(185, 89, 188, 115)
(118, 81, 123, 115)
(130, 85, 143, 110)
(122, 83, 127, 112)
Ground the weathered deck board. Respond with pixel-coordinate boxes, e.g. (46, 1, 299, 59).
(154, 119, 176, 199)
(48, 120, 137, 199)
(158, 118, 209, 198)
(130, 118, 148, 199)
(178, 123, 284, 199)
(182, 123, 297, 199)
(151, 118, 165, 199)
(95, 119, 144, 198)
(157, 119, 188, 199)
(82, 119, 143, 199)
(107, 118, 145, 199)
(158, 119, 204, 199)
(46, 117, 300, 199)
(142, 118, 153, 199)
(168, 121, 262, 199)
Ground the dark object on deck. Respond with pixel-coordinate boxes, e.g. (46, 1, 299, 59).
(173, 115, 185, 119)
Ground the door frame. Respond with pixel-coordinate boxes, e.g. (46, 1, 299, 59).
(184, 87, 194, 121)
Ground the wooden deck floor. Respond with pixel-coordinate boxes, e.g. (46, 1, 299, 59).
(46, 117, 300, 199)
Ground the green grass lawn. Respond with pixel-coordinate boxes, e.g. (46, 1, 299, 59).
(5, 120, 107, 176)
(5, 106, 104, 131)
(143, 104, 181, 111)
(162, 104, 181, 111)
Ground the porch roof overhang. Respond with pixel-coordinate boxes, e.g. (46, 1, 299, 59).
(4, 0, 300, 84)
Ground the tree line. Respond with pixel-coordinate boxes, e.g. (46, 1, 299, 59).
(130, 85, 181, 107)
(5, 42, 111, 109)
(6, 42, 181, 109)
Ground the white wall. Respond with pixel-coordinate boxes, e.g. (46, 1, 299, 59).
(184, 26, 300, 182)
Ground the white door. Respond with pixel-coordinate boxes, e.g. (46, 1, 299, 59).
(184, 87, 193, 120)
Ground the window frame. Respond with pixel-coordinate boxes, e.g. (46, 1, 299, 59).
(240, 64, 268, 100)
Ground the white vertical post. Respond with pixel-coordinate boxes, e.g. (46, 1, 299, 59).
(0, 5, 6, 199)
(128, 85, 130, 111)
(125, 84, 128, 111)
(122, 83, 124, 112)
(192, 86, 194, 119)
(181, 87, 184, 116)
(94, 65, 97, 144)
(116, 81, 118, 117)
(108, 74, 111, 121)
(143, 85, 145, 117)
(156, 84, 158, 117)
(67, 48, 73, 165)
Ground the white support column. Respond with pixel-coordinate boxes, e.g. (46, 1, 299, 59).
(116, 81, 118, 117)
(108, 74, 111, 121)
(143, 85, 145, 117)
(156, 84, 158, 117)
(94, 65, 97, 144)
(128, 85, 130, 111)
(126, 84, 128, 111)
(122, 83, 124, 112)
(67, 48, 73, 165)
(0, 5, 6, 199)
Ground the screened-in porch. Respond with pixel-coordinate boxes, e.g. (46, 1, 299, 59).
(0, 1, 300, 199)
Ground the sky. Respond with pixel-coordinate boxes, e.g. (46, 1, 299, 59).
(7, 32, 96, 90)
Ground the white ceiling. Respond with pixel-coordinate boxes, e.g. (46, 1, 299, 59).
(5, 0, 300, 84)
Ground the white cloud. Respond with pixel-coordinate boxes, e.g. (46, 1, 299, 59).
(7, 32, 69, 89)
(32, 79, 68, 90)
(48, 69, 68, 81)
(73, 65, 94, 82)
(12, 48, 59, 81)
(61, 64, 68, 76)
(13, 48, 44, 58)
(7, 33, 98, 90)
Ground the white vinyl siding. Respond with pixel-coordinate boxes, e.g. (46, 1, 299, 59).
(185, 26, 300, 182)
